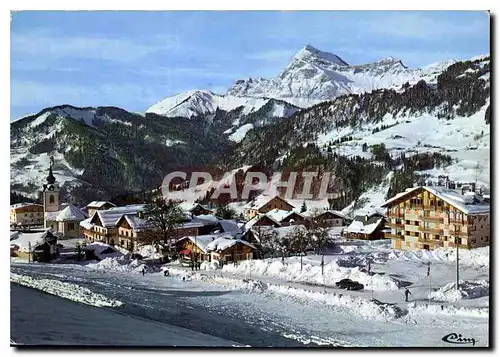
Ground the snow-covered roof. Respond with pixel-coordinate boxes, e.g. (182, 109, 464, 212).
(86, 201, 116, 208)
(381, 186, 490, 215)
(179, 231, 246, 254)
(177, 217, 209, 229)
(425, 186, 490, 214)
(84, 242, 122, 259)
(91, 204, 148, 228)
(218, 220, 242, 234)
(178, 234, 224, 254)
(10, 202, 43, 210)
(187, 203, 212, 213)
(244, 214, 281, 231)
(195, 214, 219, 223)
(380, 187, 421, 208)
(206, 237, 256, 253)
(80, 217, 94, 230)
(344, 215, 385, 235)
(320, 210, 345, 219)
(301, 209, 345, 219)
(117, 214, 154, 232)
(55, 204, 87, 222)
(244, 194, 294, 211)
(10, 230, 55, 252)
(265, 209, 297, 222)
(45, 210, 60, 222)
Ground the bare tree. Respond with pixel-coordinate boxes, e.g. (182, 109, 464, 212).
(142, 196, 185, 259)
(278, 231, 294, 264)
(259, 227, 279, 259)
(291, 226, 309, 271)
(308, 209, 330, 275)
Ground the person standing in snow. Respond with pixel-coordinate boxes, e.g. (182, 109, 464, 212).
(405, 288, 411, 302)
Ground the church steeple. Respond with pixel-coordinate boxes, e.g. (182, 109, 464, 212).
(46, 165, 56, 185)
(42, 157, 60, 218)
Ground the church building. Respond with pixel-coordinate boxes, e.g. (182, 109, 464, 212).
(41, 160, 87, 238)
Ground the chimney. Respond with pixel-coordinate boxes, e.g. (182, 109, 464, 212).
(137, 211, 144, 219)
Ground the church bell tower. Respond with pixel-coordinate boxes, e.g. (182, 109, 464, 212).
(42, 157, 60, 213)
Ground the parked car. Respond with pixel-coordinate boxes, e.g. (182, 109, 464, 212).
(335, 278, 364, 291)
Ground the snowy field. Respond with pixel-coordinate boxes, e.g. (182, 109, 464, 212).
(10, 237, 489, 347)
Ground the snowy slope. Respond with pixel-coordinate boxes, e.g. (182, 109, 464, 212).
(316, 105, 490, 188)
(146, 90, 295, 119)
(228, 45, 459, 107)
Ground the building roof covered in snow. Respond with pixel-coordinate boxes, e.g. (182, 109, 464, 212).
(55, 204, 87, 222)
(80, 217, 94, 230)
(265, 209, 299, 223)
(90, 204, 148, 228)
(86, 201, 116, 208)
(244, 194, 295, 211)
(116, 214, 154, 232)
(10, 229, 56, 252)
(10, 202, 43, 210)
(195, 214, 220, 223)
(344, 213, 385, 234)
(301, 209, 345, 219)
(244, 213, 281, 231)
(218, 219, 243, 234)
(178, 230, 246, 254)
(84, 242, 122, 260)
(206, 237, 256, 253)
(381, 186, 490, 215)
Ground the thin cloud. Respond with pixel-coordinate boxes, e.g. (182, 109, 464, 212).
(11, 30, 181, 63)
(365, 12, 489, 39)
(246, 49, 297, 62)
(11, 80, 162, 109)
(134, 66, 239, 80)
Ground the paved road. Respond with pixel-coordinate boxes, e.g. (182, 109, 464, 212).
(11, 261, 488, 347)
(10, 264, 308, 347)
(11, 284, 241, 346)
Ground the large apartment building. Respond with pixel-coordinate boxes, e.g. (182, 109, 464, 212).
(381, 185, 490, 250)
(10, 203, 44, 227)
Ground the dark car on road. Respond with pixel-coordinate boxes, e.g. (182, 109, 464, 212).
(336, 278, 364, 291)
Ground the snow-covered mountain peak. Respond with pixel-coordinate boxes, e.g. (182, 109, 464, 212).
(422, 58, 459, 71)
(227, 45, 475, 107)
(145, 90, 298, 120)
(293, 45, 349, 67)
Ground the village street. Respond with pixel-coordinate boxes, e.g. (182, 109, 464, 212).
(11, 242, 489, 347)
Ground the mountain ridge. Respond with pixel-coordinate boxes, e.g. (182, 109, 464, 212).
(10, 48, 490, 212)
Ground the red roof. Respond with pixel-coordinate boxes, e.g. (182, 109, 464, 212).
(179, 249, 191, 255)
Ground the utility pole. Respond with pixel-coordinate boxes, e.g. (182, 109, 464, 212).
(427, 262, 431, 305)
(28, 241, 31, 264)
(456, 237, 460, 291)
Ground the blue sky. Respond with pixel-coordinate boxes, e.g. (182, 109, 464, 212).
(11, 11, 489, 119)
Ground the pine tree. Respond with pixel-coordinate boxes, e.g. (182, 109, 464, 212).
(300, 201, 307, 213)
